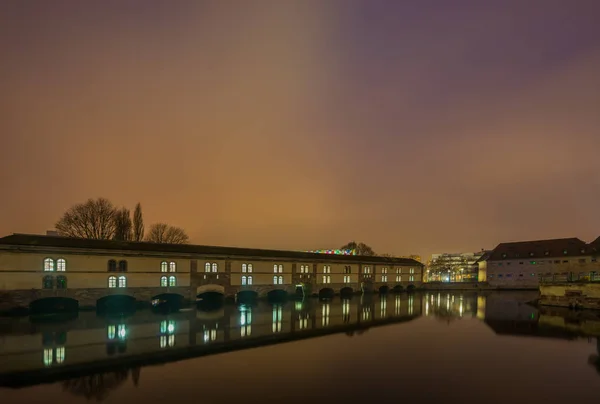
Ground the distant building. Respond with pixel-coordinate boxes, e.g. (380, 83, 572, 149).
(482, 237, 600, 289)
(426, 251, 489, 282)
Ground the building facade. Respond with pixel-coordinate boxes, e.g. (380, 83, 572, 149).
(483, 237, 600, 289)
(0, 234, 424, 313)
(426, 251, 488, 282)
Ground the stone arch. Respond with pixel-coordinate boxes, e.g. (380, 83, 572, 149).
(318, 288, 335, 299)
(151, 293, 185, 312)
(267, 289, 289, 302)
(96, 295, 136, 314)
(379, 285, 390, 294)
(29, 297, 79, 315)
(392, 285, 404, 293)
(237, 290, 259, 303)
(406, 284, 416, 292)
(196, 284, 225, 296)
(340, 287, 354, 296)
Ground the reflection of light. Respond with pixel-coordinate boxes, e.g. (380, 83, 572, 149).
(425, 301, 429, 316)
(295, 301, 303, 311)
(167, 324, 175, 333)
(459, 302, 463, 317)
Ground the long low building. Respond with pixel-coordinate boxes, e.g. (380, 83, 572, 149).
(0, 233, 424, 312)
(481, 236, 600, 288)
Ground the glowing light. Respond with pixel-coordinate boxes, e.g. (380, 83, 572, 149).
(307, 249, 356, 255)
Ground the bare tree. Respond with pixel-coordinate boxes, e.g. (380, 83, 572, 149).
(145, 223, 189, 244)
(55, 198, 117, 239)
(132, 203, 144, 242)
(340, 241, 376, 256)
(113, 208, 133, 241)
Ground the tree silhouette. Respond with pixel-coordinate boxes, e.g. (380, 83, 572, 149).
(113, 207, 133, 241)
(145, 223, 189, 244)
(62, 367, 141, 401)
(132, 203, 144, 242)
(55, 198, 117, 240)
(340, 241, 376, 256)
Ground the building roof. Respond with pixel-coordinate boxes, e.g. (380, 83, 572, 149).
(588, 236, 600, 253)
(488, 237, 589, 261)
(0, 234, 422, 265)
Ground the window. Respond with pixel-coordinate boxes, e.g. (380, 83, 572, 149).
(409, 268, 415, 274)
(212, 263, 218, 273)
(273, 275, 284, 285)
(381, 267, 388, 274)
(396, 275, 401, 282)
(56, 276, 67, 289)
(300, 265, 311, 274)
(247, 275, 253, 285)
(161, 261, 168, 272)
(161, 276, 168, 287)
(56, 258, 66, 271)
(409, 275, 414, 282)
(242, 275, 247, 286)
(274, 264, 283, 273)
(344, 265, 351, 274)
(343, 275, 351, 283)
(205, 263, 211, 272)
(323, 265, 331, 274)
(44, 258, 54, 272)
(322, 275, 331, 284)
(108, 260, 117, 272)
(43, 275, 54, 289)
(169, 262, 176, 272)
(240, 263, 253, 273)
(382, 275, 388, 282)
(118, 276, 127, 288)
(396, 268, 400, 274)
(363, 266, 371, 274)
(108, 276, 117, 288)
(118, 260, 128, 272)
(169, 276, 176, 287)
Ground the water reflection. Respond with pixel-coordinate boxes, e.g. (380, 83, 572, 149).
(3, 290, 600, 393)
(61, 367, 140, 401)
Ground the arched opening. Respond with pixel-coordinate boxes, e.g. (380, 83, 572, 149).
(30, 297, 79, 315)
(196, 284, 225, 296)
(392, 285, 404, 293)
(406, 284, 416, 292)
(96, 295, 136, 315)
(196, 284, 225, 308)
(237, 290, 259, 304)
(340, 287, 354, 297)
(151, 293, 185, 313)
(267, 289, 288, 303)
(379, 285, 390, 294)
(318, 288, 335, 299)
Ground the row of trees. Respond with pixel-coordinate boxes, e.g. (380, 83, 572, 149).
(55, 198, 189, 244)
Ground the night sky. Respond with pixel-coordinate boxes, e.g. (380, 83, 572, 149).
(1, 1, 600, 259)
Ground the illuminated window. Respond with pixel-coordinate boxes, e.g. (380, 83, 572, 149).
(118, 276, 127, 288)
(273, 275, 284, 285)
(118, 260, 128, 272)
(241, 275, 247, 285)
(212, 263, 218, 273)
(108, 325, 116, 339)
(56, 276, 67, 289)
(43, 275, 54, 289)
(43, 348, 53, 366)
(323, 265, 331, 274)
(322, 275, 331, 284)
(161, 261, 168, 272)
(161, 276, 168, 287)
(382, 274, 388, 282)
(344, 265, 351, 274)
(396, 275, 401, 282)
(343, 275, 351, 283)
(56, 258, 66, 271)
(409, 275, 414, 282)
(160, 335, 175, 348)
(205, 263, 211, 272)
(247, 275, 253, 285)
(274, 264, 283, 273)
(409, 268, 415, 274)
(108, 259, 117, 272)
(169, 276, 176, 287)
(363, 266, 371, 274)
(300, 265, 311, 274)
(242, 264, 247, 273)
(44, 258, 54, 272)
(169, 262, 176, 272)
(108, 276, 117, 288)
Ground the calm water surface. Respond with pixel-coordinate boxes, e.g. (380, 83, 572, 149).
(1, 291, 599, 403)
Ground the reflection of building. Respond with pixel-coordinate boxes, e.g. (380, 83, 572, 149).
(422, 292, 478, 319)
(426, 251, 489, 282)
(481, 237, 600, 289)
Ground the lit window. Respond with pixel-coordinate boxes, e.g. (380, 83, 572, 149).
(107, 325, 116, 339)
(55, 347, 65, 364)
(108, 260, 117, 272)
(241, 276, 247, 286)
(212, 263, 218, 273)
(56, 258, 66, 271)
(322, 275, 331, 284)
(409, 268, 415, 274)
(247, 276, 253, 285)
(108, 276, 117, 288)
(56, 276, 67, 289)
(161, 261, 168, 272)
(169, 262, 176, 272)
(161, 276, 168, 287)
(205, 263, 211, 272)
(344, 275, 351, 283)
(382, 275, 388, 282)
(169, 276, 176, 287)
(160, 335, 175, 348)
(118, 276, 127, 288)
(248, 264, 253, 273)
(242, 264, 247, 273)
(396, 275, 402, 282)
(409, 275, 414, 282)
(323, 265, 331, 274)
(274, 264, 283, 273)
(118, 260, 127, 272)
(43, 348, 53, 366)
(363, 266, 371, 274)
(43, 275, 54, 289)
(44, 258, 54, 272)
